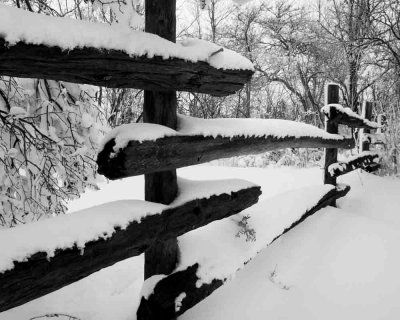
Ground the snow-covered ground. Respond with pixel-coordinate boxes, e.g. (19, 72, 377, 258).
(1, 165, 400, 320)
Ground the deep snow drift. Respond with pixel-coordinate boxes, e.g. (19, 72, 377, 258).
(1, 165, 400, 320)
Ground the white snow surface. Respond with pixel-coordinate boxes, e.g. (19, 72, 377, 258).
(0, 200, 164, 272)
(2, 166, 400, 320)
(321, 104, 380, 128)
(100, 114, 348, 152)
(0, 177, 255, 272)
(100, 122, 177, 152)
(176, 184, 335, 286)
(0, 5, 253, 71)
(140, 275, 167, 300)
(175, 293, 187, 312)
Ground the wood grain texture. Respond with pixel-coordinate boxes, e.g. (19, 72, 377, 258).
(137, 264, 224, 320)
(0, 38, 253, 97)
(326, 104, 377, 130)
(323, 84, 340, 206)
(0, 185, 261, 312)
(97, 134, 355, 180)
(143, 0, 180, 280)
(361, 102, 374, 151)
(143, 91, 179, 279)
(137, 185, 350, 320)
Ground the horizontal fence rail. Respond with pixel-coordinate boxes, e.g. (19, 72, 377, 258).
(0, 184, 261, 312)
(0, 39, 253, 97)
(98, 134, 355, 180)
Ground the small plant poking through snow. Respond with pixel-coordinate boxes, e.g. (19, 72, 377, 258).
(235, 215, 256, 242)
(268, 266, 291, 290)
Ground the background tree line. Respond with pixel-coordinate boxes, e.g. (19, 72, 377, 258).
(1, 0, 399, 226)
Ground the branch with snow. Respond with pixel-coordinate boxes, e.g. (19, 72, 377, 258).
(0, 78, 107, 227)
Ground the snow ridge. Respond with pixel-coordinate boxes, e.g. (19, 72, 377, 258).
(176, 185, 336, 286)
(321, 104, 380, 129)
(100, 114, 349, 152)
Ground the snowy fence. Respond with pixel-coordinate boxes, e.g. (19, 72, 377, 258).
(0, 4, 381, 320)
(322, 84, 381, 206)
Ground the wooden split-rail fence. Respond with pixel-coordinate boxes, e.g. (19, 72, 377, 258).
(0, 2, 381, 319)
(323, 84, 381, 206)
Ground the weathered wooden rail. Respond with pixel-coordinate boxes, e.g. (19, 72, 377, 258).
(323, 84, 381, 207)
(98, 133, 355, 180)
(321, 103, 379, 130)
(328, 153, 380, 178)
(0, 185, 260, 312)
(137, 184, 351, 320)
(0, 38, 252, 97)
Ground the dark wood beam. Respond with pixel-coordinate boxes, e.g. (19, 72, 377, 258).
(323, 84, 340, 206)
(143, 0, 179, 280)
(137, 185, 350, 320)
(328, 153, 380, 178)
(0, 38, 253, 97)
(97, 134, 355, 180)
(361, 102, 374, 151)
(323, 104, 379, 130)
(0, 185, 261, 312)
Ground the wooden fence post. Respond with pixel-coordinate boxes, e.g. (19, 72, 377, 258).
(143, 0, 179, 279)
(323, 84, 340, 206)
(360, 101, 373, 152)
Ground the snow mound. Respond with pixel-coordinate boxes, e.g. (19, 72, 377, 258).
(176, 184, 336, 286)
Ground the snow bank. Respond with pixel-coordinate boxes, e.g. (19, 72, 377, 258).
(3, 166, 400, 320)
(177, 185, 334, 287)
(100, 114, 349, 152)
(321, 104, 380, 129)
(0, 178, 255, 273)
(0, 5, 253, 71)
(0, 200, 164, 272)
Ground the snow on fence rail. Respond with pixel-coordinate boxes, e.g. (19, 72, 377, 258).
(0, 5, 253, 96)
(322, 84, 381, 207)
(328, 152, 380, 178)
(321, 104, 380, 130)
(0, 179, 261, 312)
(137, 184, 351, 319)
(97, 115, 355, 180)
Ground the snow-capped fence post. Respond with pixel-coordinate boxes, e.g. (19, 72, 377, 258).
(143, 0, 180, 280)
(360, 101, 373, 152)
(323, 84, 340, 206)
